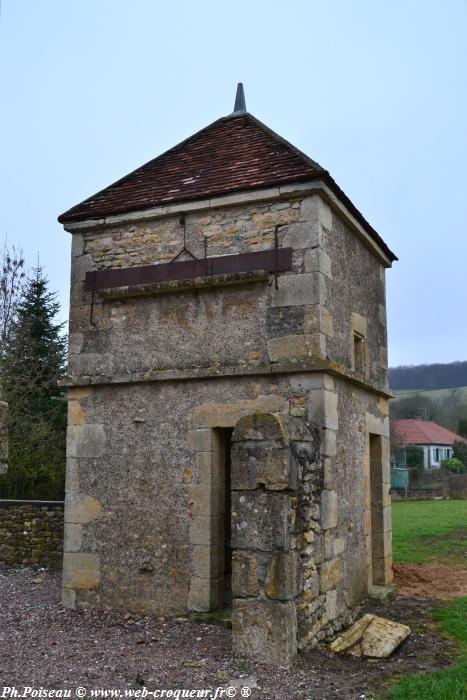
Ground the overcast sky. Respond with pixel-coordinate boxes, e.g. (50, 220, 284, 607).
(1, 1, 466, 367)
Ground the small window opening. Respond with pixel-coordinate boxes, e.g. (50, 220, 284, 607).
(354, 332, 365, 374)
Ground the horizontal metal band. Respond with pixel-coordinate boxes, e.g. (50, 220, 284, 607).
(85, 247, 293, 292)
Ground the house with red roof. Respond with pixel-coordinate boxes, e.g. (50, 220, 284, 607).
(392, 418, 467, 469)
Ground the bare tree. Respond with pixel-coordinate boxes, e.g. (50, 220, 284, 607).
(0, 241, 26, 352)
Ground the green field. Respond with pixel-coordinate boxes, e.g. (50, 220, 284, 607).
(388, 597, 467, 699)
(387, 501, 467, 699)
(392, 500, 467, 565)
(392, 386, 467, 402)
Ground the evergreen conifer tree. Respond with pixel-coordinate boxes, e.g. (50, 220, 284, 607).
(0, 267, 67, 499)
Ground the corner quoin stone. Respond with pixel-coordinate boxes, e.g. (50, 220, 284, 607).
(271, 273, 320, 308)
(232, 598, 297, 666)
(66, 424, 106, 459)
(62, 552, 100, 590)
(65, 492, 101, 524)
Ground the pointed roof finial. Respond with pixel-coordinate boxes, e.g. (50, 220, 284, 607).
(233, 82, 246, 113)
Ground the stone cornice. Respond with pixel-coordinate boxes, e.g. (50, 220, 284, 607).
(60, 359, 392, 398)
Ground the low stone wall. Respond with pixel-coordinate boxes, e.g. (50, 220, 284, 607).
(392, 468, 467, 500)
(446, 474, 467, 499)
(0, 500, 64, 568)
(391, 486, 444, 500)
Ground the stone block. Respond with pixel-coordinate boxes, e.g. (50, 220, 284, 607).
(70, 253, 92, 284)
(68, 401, 85, 426)
(372, 553, 393, 586)
(65, 457, 80, 494)
(63, 523, 82, 552)
(71, 353, 114, 377)
(271, 273, 320, 308)
(232, 552, 259, 597)
(65, 492, 101, 524)
(62, 587, 76, 609)
(68, 332, 84, 355)
(192, 544, 223, 578)
(282, 222, 313, 249)
(319, 558, 342, 592)
(303, 304, 334, 338)
(321, 490, 338, 529)
(267, 334, 308, 363)
(308, 391, 338, 430)
(188, 576, 223, 612)
(231, 444, 293, 491)
(265, 552, 302, 600)
(379, 397, 390, 416)
(62, 553, 100, 590)
(314, 534, 325, 564)
(71, 233, 84, 258)
(194, 451, 213, 484)
(379, 345, 388, 369)
(304, 249, 332, 278)
(308, 569, 320, 597)
(231, 492, 292, 552)
(68, 387, 92, 400)
(290, 373, 334, 392)
(188, 515, 224, 547)
(371, 482, 391, 509)
(187, 484, 224, 517)
(366, 412, 390, 439)
(188, 428, 212, 452)
(325, 590, 338, 621)
(232, 598, 297, 666)
(323, 457, 332, 488)
(301, 195, 332, 230)
(67, 424, 106, 459)
(371, 505, 392, 533)
(333, 537, 345, 556)
(378, 304, 387, 327)
(351, 312, 368, 338)
(232, 412, 287, 443)
(193, 395, 288, 428)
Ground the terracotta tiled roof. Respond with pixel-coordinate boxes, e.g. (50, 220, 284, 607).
(58, 112, 396, 261)
(393, 419, 467, 446)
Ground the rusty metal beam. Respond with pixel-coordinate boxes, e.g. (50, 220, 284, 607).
(85, 248, 293, 292)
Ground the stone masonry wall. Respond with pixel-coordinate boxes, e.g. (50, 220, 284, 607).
(0, 500, 64, 568)
(62, 188, 393, 658)
(68, 196, 328, 378)
(323, 207, 388, 388)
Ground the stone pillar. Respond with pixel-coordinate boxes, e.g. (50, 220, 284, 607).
(230, 413, 316, 666)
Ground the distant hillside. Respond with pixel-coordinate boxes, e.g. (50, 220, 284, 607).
(390, 361, 467, 391)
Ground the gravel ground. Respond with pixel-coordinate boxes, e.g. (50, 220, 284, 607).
(0, 567, 460, 699)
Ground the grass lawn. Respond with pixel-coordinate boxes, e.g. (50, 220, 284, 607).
(392, 499, 467, 565)
(387, 500, 467, 698)
(388, 597, 467, 699)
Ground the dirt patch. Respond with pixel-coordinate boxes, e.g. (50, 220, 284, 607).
(0, 567, 461, 700)
(394, 562, 467, 599)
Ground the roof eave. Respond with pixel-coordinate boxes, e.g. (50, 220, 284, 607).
(61, 177, 396, 268)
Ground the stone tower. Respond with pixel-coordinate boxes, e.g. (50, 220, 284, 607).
(58, 87, 397, 665)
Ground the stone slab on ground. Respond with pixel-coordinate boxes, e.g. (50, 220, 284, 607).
(330, 614, 411, 658)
